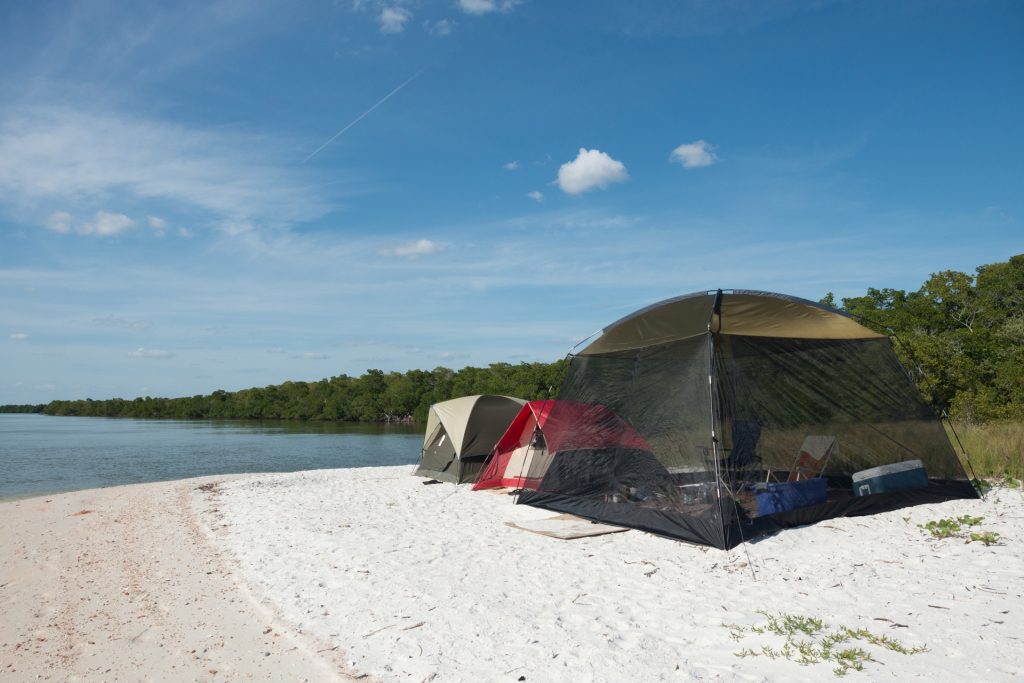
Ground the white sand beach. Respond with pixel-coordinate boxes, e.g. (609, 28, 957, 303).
(3, 467, 1023, 681)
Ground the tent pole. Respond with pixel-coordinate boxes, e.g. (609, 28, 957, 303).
(706, 290, 729, 549)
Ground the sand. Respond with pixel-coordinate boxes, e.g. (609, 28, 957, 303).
(3, 467, 1023, 682)
(0, 477, 353, 682)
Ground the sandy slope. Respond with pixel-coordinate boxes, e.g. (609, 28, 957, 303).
(0, 477, 354, 682)
(207, 467, 1024, 682)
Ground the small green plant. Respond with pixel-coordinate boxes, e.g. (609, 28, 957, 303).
(918, 515, 985, 539)
(1001, 473, 1021, 489)
(919, 518, 961, 538)
(918, 515, 1003, 546)
(969, 530, 1001, 546)
(724, 611, 926, 677)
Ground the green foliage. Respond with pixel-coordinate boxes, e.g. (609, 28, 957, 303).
(918, 515, 1002, 545)
(726, 611, 926, 677)
(836, 254, 1024, 422)
(917, 515, 984, 539)
(969, 531, 1001, 546)
(39, 360, 570, 423)
(0, 404, 46, 413)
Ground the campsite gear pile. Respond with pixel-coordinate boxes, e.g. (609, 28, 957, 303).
(413, 290, 978, 549)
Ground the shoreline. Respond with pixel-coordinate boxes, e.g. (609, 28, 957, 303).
(0, 474, 358, 682)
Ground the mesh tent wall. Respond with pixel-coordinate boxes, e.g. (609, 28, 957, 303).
(517, 290, 978, 549)
(414, 395, 526, 484)
(473, 400, 652, 491)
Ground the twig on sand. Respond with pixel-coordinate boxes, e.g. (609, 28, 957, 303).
(363, 624, 397, 638)
(401, 621, 425, 631)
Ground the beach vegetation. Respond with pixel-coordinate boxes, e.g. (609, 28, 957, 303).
(917, 515, 1004, 545)
(726, 610, 927, 677)
(968, 530, 1002, 546)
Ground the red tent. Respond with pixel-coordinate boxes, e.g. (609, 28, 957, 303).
(472, 400, 651, 491)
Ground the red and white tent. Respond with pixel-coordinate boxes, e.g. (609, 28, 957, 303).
(473, 400, 651, 491)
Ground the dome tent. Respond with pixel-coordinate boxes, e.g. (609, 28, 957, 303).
(515, 290, 978, 549)
(414, 395, 526, 484)
(473, 399, 653, 491)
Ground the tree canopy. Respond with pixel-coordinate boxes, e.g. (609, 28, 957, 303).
(40, 361, 570, 423)
(826, 254, 1023, 422)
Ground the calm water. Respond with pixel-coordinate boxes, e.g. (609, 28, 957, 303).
(0, 413, 422, 501)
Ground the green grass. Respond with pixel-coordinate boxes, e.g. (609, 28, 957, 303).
(946, 421, 1024, 481)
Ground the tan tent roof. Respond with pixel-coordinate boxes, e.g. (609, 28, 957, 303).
(579, 290, 884, 355)
(422, 395, 527, 455)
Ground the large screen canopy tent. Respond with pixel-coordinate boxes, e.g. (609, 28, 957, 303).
(515, 290, 978, 549)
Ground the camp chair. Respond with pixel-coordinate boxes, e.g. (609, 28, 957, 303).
(788, 435, 838, 481)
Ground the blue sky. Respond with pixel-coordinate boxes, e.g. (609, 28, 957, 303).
(1, 0, 1021, 404)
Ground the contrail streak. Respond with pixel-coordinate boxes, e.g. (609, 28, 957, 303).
(303, 70, 422, 163)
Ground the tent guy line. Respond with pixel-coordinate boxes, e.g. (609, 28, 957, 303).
(302, 69, 423, 163)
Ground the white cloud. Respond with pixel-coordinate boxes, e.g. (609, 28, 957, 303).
(266, 347, 287, 354)
(429, 18, 454, 35)
(178, 227, 192, 238)
(379, 6, 411, 33)
(10, 333, 29, 341)
(378, 239, 444, 258)
(148, 215, 167, 233)
(556, 148, 629, 195)
(81, 211, 135, 236)
(670, 140, 718, 168)
(458, 0, 521, 15)
(527, 190, 544, 203)
(45, 211, 73, 234)
(294, 351, 328, 360)
(129, 347, 174, 359)
(0, 106, 329, 240)
(503, 160, 519, 170)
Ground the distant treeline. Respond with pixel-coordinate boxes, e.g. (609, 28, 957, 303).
(4, 255, 1020, 425)
(0, 404, 45, 413)
(38, 361, 570, 423)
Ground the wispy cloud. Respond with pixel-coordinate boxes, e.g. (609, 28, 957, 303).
(378, 6, 411, 33)
(527, 190, 544, 203)
(378, 239, 444, 258)
(428, 18, 454, 36)
(45, 211, 73, 234)
(10, 333, 29, 341)
(670, 140, 718, 168)
(0, 106, 329, 238)
(128, 347, 174, 359)
(556, 148, 629, 195)
(503, 160, 519, 170)
(82, 211, 136, 236)
(294, 351, 328, 360)
(458, 0, 522, 15)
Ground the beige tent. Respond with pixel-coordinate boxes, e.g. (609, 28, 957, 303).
(414, 395, 526, 484)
